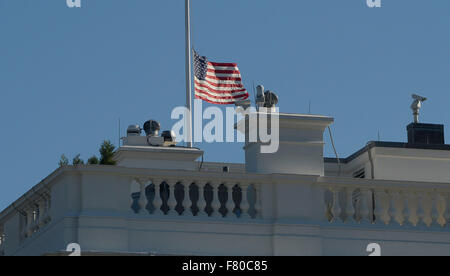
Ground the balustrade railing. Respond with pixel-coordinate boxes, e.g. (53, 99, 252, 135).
(0, 230, 6, 251)
(322, 181, 450, 227)
(130, 177, 261, 219)
(0, 231, 5, 255)
(20, 193, 52, 241)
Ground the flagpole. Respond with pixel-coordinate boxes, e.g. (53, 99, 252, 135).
(185, 0, 193, 148)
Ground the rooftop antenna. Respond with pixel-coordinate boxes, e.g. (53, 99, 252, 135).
(185, 0, 193, 148)
(411, 94, 427, 123)
(118, 118, 121, 147)
(255, 85, 265, 111)
(252, 81, 257, 108)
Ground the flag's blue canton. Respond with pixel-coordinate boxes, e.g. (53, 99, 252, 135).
(194, 50, 208, 81)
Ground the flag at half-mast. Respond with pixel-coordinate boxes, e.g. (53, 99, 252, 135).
(193, 50, 249, 105)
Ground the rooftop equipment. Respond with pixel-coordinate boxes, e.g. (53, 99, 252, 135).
(143, 120, 161, 137)
(255, 84, 279, 110)
(127, 125, 141, 137)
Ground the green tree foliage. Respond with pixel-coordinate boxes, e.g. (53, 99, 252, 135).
(58, 154, 69, 167)
(99, 140, 116, 165)
(72, 154, 84, 165)
(87, 156, 99, 165)
(57, 141, 116, 168)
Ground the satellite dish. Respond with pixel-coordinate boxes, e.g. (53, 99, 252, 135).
(143, 120, 161, 137)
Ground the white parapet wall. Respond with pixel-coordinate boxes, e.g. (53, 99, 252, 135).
(1, 166, 450, 256)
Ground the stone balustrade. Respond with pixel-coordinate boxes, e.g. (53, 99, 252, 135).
(3, 165, 450, 256)
(20, 193, 52, 241)
(126, 171, 450, 228)
(321, 180, 450, 227)
(129, 176, 262, 219)
(0, 230, 4, 255)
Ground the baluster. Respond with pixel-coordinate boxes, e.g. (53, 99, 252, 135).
(166, 180, 178, 216)
(324, 188, 332, 222)
(37, 200, 45, 227)
(152, 178, 164, 215)
(417, 192, 425, 226)
(445, 193, 450, 226)
(30, 204, 38, 232)
(345, 187, 356, 223)
(26, 207, 34, 237)
(130, 179, 138, 214)
(423, 192, 433, 227)
(197, 181, 208, 217)
(403, 191, 411, 225)
(31, 205, 38, 233)
(373, 190, 384, 224)
(44, 195, 50, 224)
(436, 192, 447, 227)
(210, 181, 222, 218)
(406, 191, 419, 226)
(20, 225, 26, 240)
(225, 183, 236, 218)
(21, 208, 28, 239)
(359, 188, 370, 223)
(253, 183, 262, 219)
(182, 181, 193, 216)
(240, 182, 251, 219)
(137, 178, 149, 215)
(0, 231, 3, 256)
(399, 191, 407, 226)
(29, 205, 36, 232)
(392, 191, 405, 226)
(383, 190, 392, 225)
(387, 190, 397, 225)
(382, 190, 393, 225)
(47, 195, 52, 222)
(431, 192, 439, 226)
(42, 194, 51, 223)
(330, 187, 342, 223)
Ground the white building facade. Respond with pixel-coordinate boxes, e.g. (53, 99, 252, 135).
(1, 112, 450, 256)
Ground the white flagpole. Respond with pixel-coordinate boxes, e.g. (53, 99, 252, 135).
(185, 0, 193, 147)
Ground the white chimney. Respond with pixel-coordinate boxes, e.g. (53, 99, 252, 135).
(237, 112, 334, 176)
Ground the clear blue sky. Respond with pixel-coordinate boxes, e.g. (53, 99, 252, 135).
(1, 0, 449, 210)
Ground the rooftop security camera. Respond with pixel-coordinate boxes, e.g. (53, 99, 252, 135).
(412, 94, 427, 102)
(411, 94, 427, 123)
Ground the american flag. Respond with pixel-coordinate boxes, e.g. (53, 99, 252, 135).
(193, 50, 249, 105)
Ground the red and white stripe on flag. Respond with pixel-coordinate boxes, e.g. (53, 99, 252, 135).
(194, 62, 249, 105)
